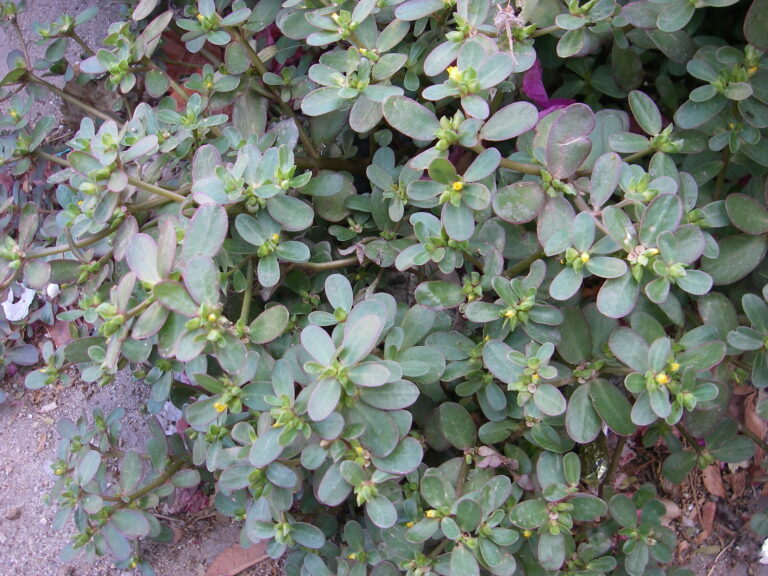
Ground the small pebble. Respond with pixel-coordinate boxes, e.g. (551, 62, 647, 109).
(4, 506, 22, 520)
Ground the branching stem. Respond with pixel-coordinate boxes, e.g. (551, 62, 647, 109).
(229, 27, 320, 160)
(29, 75, 119, 123)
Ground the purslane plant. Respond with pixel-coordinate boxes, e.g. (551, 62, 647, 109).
(1, 0, 768, 574)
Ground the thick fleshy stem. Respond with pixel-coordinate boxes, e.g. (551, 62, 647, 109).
(228, 27, 320, 161)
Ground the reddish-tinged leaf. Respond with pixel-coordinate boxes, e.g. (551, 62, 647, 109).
(206, 541, 269, 576)
(46, 319, 74, 348)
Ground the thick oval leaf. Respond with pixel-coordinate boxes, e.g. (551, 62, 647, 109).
(250, 304, 289, 344)
(182, 203, 228, 261)
(371, 436, 423, 474)
(566, 384, 602, 443)
(382, 96, 440, 141)
(639, 193, 682, 246)
(267, 195, 314, 231)
(480, 102, 539, 141)
(493, 181, 546, 224)
(546, 104, 595, 179)
(725, 193, 768, 235)
(589, 379, 636, 436)
(701, 234, 767, 285)
(437, 402, 477, 449)
(415, 281, 465, 309)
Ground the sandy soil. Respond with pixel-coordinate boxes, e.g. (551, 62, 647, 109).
(0, 370, 283, 576)
(0, 0, 125, 122)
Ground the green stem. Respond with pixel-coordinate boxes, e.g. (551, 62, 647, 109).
(295, 256, 360, 271)
(622, 147, 654, 164)
(29, 75, 119, 123)
(572, 195, 610, 235)
(11, 17, 32, 68)
(530, 24, 560, 38)
(240, 259, 254, 324)
(503, 250, 544, 278)
(600, 436, 626, 497)
(68, 31, 95, 57)
(24, 227, 114, 259)
(228, 27, 320, 160)
(472, 145, 540, 175)
(112, 460, 185, 509)
(676, 424, 703, 453)
(127, 176, 187, 203)
(36, 150, 186, 203)
(125, 297, 154, 320)
(739, 423, 768, 453)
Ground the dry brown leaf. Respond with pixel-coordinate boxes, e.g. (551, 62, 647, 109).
(701, 501, 716, 538)
(46, 319, 74, 348)
(206, 541, 269, 576)
(728, 469, 746, 499)
(660, 498, 681, 526)
(745, 392, 766, 466)
(701, 465, 727, 499)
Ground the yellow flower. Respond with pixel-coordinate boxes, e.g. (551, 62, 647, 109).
(655, 372, 670, 385)
(580, 252, 590, 263)
(452, 181, 464, 191)
(425, 509, 438, 518)
(447, 66, 462, 83)
(207, 313, 218, 323)
(214, 401, 227, 413)
(347, 553, 357, 560)
(504, 309, 517, 319)
(531, 373, 540, 383)
(271, 233, 280, 242)
(523, 529, 532, 539)
(669, 362, 680, 373)
(406, 521, 415, 528)
(196, 13, 204, 21)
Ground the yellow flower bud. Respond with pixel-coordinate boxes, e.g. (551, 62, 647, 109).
(406, 521, 415, 528)
(271, 233, 280, 242)
(646, 248, 659, 256)
(505, 309, 517, 319)
(531, 373, 540, 383)
(452, 181, 464, 191)
(655, 372, 670, 385)
(196, 13, 203, 21)
(669, 362, 680, 373)
(580, 252, 590, 263)
(347, 553, 357, 560)
(214, 401, 227, 413)
(523, 529, 532, 539)
(208, 313, 218, 322)
(425, 509, 438, 518)
(447, 66, 462, 83)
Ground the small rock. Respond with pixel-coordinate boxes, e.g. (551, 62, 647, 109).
(4, 506, 22, 520)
